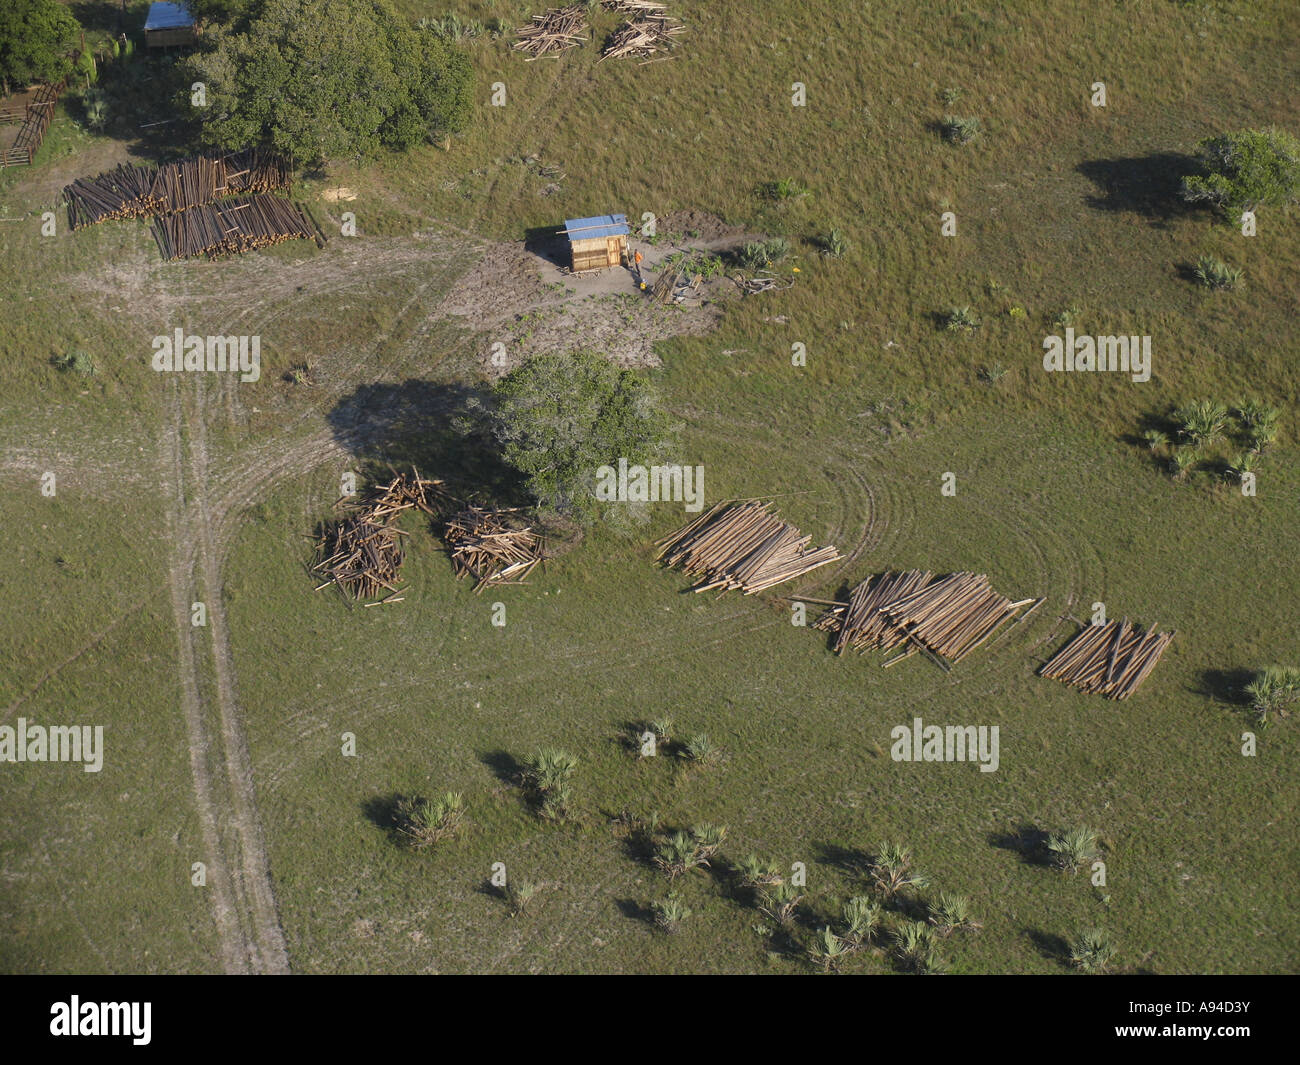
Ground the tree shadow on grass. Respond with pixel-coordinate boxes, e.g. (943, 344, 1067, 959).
(326, 379, 525, 507)
(988, 823, 1051, 866)
(1026, 927, 1071, 967)
(1076, 152, 1200, 228)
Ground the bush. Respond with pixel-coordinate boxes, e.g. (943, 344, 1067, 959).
(927, 892, 981, 936)
(679, 732, 720, 767)
(824, 228, 849, 257)
(1173, 399, 1229, 447)
(940, 115, 980, 145)
(653, 824, 726, 880)
(1193, 255, 1243, 290)
(758, 177, 809, 201)
(1181, 127, 1300, 214)
(506, 877, 541, 916)
(892, 921, 948, 974)
(869, 842, 929, 900)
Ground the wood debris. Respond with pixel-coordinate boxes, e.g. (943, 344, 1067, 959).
(600, 10, 684, 62)
(311, 472, 451, 602)
(656, 500, 841, 595)
(1040, 618, 1174, 699)
(733, 274, 795, 296)
(514, 5, 589, 60)
(812, 570, 1039, 668)
(443, 508, 543, 592)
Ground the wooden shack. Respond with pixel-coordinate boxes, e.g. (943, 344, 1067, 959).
(144, 2, 197, 48)
(562, 214, 630, 272)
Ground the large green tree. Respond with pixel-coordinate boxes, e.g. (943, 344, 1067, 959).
(490, 351, 676, 522)
(182, 0, 472, 165)
(1181, 127, 1300, 214)
(0, 0, 80, 98)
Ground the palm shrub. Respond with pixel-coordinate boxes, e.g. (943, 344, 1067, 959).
(1229, 451, 1257, 484)
(53, 349, 95, 375)
(1141, 428, 1168, 453)
(893, 921, 948, 974)
(940, 115, 981, 144)
(839, 895, 882, 948)
(824, 228, 849, 257)
(653, 824, 726, 879)
(652, 892, 690, 933)
(943, 306, 980, 333)
(395, 792, 465, 847)
(733, 855, 784, 896)
(506, 877, 541, 917)
(869, 842, 929, 900)
(927, 892, 981, 937)
(1170, 447, 1197, 480)
(521, 748, 577, 821)
(680, 733, 720, 767)
(1237, 400, 1281, 452)
(1046, 826, 1102, 873)
(1173, 400, 1229, 447)
(1244, 666, 1300, 725)
(1194, 255, 1243, 290)
(757, 882, 803, 929)
(808, 926, 851, 972)
(1069, 927, 1117, 973)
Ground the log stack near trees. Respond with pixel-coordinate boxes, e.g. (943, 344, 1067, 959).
(1039, 619, 1174, 699)
(811, 570, 1041, 668)
(443, 507, 543, 592)
(311, 472, 451, 603)
(65, 150, 293, 230)
(152, 193, 322, 260)
(656, 500, 841, 594)
(514, 5, 589, 59)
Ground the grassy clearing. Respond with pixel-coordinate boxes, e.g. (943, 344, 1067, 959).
(0, 0, 1295, 972)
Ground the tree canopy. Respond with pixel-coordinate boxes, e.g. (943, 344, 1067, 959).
(0, 0, 80, 98)
(182, 0, 473, 165)
(1181, 127, 1300, 214)
(490, 351, 676, 523)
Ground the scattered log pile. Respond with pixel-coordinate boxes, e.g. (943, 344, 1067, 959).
(734, 274, 795, 296)
(600, 1, 668, 13)
(152, 193, 321, 260)
(444, 507, 543, 592)
(514, 5, 588, 59)
(311, 473, 450, 603)
(1040, 619, 1174, 699)
(813, 570, 1041, 667)
(64, 150, 292, 230)
(657, 500, 841, 594)
(601, 10, 684, 62)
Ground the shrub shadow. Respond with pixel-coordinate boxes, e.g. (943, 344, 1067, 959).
(1076, 152, 1199, 227)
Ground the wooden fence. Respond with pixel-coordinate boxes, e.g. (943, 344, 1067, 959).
(1, 78, 67, 168)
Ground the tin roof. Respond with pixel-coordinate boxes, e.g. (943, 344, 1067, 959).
(562, 214, 629, 241)
(144, 3, 195, 31)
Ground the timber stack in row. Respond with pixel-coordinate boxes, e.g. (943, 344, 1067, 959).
(1039, 618, 1174, 699)
(656, 500, 841, 594)
(813, 570, 1042, 668)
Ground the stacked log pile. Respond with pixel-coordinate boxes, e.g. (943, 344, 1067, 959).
(813, 570, 1040, 667)
(514, 5, 588, 59)
(64, 164, 162, 227)
(656, 501, 841, 594)
(311, 473, 450, 603)
(1040, 619, 1174, 699)
(444, 507, 543, 592)
(64, 150, 292, 230)
(600, 9, 684, 62)
(152, 193, 320, 260)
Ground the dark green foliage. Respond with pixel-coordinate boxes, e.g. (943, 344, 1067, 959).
(0, 0, 80, 96)
(1181, 127, 1300, 213)
(181, 0, 474, 166)
(489, 351, 675, 524)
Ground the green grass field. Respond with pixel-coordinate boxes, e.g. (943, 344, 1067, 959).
(0, 0, 1296, 974)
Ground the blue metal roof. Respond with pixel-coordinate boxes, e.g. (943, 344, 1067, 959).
(144, 3, 194, 31)
(563, 214, 629, 241)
